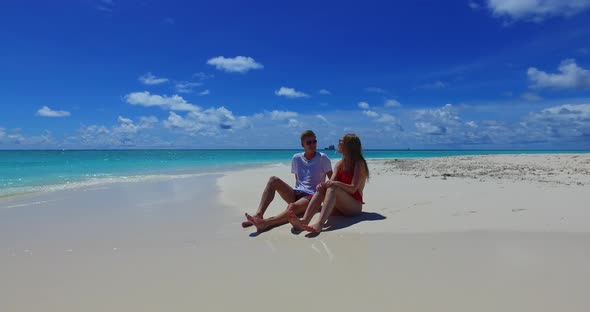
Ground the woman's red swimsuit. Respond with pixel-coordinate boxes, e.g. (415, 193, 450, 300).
(335, 168, 364, 203)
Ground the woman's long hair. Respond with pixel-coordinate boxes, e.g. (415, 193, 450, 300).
(341, 133, 369, 179)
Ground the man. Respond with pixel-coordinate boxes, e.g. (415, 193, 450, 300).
(244, 130, 333, 232)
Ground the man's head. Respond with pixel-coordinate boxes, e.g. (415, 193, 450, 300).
(300, 130, 317, 152)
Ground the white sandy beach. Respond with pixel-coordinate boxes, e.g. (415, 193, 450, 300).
(1, 154, 590, 311)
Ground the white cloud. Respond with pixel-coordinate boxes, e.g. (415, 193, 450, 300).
(415, 104, 460, 121)
(139, 72, 169, 85)
(487, 0, 590, 22)
(523, 103, 590, 139)
(0, 129, 55, 147)
(319, 89, 331, 95)
(529, 103, 590, 122)
(175, 81, 203, 93)
(206, 56, 263, 73)
(198, 89, 210, 96)
(414, 104, 462, 135)
(114, 115, 158, 135)
(275, 87, 309, 98)
(36, 106, 71, 117)
(415, 122, 446, 135)
(125, 91, 200, 111)
(193, 72, 213, 80)
(521, 92, 543, 101)
(364, 87, 386, 93)
(0, 128, 23, 145)
(163, 107, 251, 136)
(384, 99, 401, 107)
(78, 125, 111, 146)
(469, 1, 481, 10)
(76, 115, 160, 147)
(287, 119, 300, 128)
(361, 109, 400, 127)
(165, 112, 205, 131)
(316, 114, 329, 124)
(117, 116, 133, 124)
(363, 110, 379, 118)
(163, 112, 195, 131)
(528, 59, 590, 90)
(376, 113, 398, 123)
(358, 101, 370, 109)
(270, 110, 298, 120)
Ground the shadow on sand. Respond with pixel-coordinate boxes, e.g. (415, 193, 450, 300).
(249, 211, 386, 237)
(322, 211, 386, 232)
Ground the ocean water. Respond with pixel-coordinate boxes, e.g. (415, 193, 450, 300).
(1, 149, 588, 197)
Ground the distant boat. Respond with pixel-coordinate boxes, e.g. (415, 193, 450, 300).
(324, 144, 335, 150)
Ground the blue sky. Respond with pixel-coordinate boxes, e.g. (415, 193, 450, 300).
(1, 0, 590, 149)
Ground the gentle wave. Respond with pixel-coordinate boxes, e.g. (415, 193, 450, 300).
(0, 170, 233, 198)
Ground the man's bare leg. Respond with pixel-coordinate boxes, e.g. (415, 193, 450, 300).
(247, 198, 309, 232)
(286, 210, 305, 231)
(242, 176, 296, 228)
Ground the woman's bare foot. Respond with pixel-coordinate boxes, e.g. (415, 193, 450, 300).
(303, 222, 321, 233)
(245, 213, 269, 232)
(242, 212, 262, 228)
(287, 210, 305, 231)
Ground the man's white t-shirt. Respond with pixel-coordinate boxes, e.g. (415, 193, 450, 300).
(291, 152, 332, 195)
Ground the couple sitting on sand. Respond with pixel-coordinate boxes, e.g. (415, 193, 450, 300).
(244, 130, 369, 234)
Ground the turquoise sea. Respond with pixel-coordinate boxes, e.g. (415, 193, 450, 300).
(1, 149, 588, 197)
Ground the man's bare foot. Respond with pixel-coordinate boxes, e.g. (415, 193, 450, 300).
(303, 222, 321, 233)
(245, 213, 269, 232)
(287, 210, 305, 231)
(242, 213, 262, 228)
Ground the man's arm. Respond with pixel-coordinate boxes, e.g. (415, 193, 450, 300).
(322, 154, 333, 180)
(326, 170, 333, 179)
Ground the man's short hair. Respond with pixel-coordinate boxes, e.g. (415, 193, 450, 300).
(300, 130, 316, 141)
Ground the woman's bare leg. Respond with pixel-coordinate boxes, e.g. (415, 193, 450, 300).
(301, 186, 326, 224)
(307, 187, 362, 233)
(288, 186, 326, 231)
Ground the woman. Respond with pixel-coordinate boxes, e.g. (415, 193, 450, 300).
(288, 133, 369, 233)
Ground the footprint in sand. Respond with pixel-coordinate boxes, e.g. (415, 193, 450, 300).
(383, 207, 402, 213)
(413, 201, 432, 206)
(512, 208, 526, 212)
(452, 210, 477, 216)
